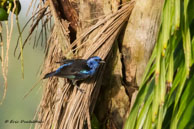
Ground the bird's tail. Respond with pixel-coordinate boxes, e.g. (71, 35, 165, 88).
(43, 71, 56, 79)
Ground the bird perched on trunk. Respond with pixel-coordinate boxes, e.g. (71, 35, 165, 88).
(43, 56, 105, 92)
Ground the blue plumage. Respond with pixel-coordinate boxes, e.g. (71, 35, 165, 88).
(55, 63, 72, 73)
(43, 56, 105, 87)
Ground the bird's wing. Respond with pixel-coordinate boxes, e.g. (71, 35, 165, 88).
(55, 59, 91, 77)
(55, 62, 73, 73)
(70, 59, 91, 73)
(55, 59, 74, 64)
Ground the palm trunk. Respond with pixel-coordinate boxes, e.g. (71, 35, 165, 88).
(95, 0, 164, 128)
(34, 0, 164, 129)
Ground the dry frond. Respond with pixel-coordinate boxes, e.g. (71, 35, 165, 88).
(0, 1, 17, 104)
(14, 1, 51, 59)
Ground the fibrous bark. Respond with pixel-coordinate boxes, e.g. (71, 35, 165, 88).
(122, 0, 164, 109)
(34, 1, 134, 129)
(95, 0, 164, 129)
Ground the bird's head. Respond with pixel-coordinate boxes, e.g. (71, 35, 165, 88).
(87, 56, 105, 69)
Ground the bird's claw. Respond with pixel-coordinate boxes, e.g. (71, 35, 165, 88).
(75, 85, 86, 93)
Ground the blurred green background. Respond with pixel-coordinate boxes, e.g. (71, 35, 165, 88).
(0, 1, 45, 129)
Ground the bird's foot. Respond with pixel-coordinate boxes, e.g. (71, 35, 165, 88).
(72, 80, 86, 93)
(75, 85, 86, 93)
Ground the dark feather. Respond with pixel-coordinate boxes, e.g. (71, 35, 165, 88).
(43, 71, 56, 79)
(55, 59, 74, 64)
(52, 59, 91, 80)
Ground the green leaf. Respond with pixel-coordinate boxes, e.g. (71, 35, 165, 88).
(178, 98, 194, 129)
(177, 69, 194, 129)
(124, 80, 154, 129)
(0, 7, 8, 21)
(143, 108, 152, 129)
(135, 92, 153, 129)
(91, 114, 100, 129)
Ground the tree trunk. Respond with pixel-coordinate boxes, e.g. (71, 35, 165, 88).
(95, 0, 164, 129)
(122, 0, 164, 110)
(34, 0, 164, 129)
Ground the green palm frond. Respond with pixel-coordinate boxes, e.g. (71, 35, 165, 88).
(124, 0, 194, 129)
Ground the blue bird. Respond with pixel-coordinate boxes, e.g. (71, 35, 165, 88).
(43, 56, 105, 92)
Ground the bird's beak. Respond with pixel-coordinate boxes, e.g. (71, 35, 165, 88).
(100, 60, 105, 64)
